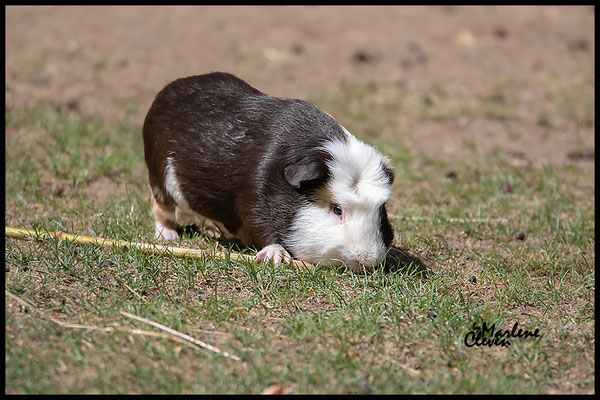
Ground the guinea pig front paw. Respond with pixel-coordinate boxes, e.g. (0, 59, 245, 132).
(255, 244, 293, 265)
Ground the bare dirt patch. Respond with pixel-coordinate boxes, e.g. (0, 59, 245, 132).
(40, 171, 71, 197)
(5, 6, 594, 165)
(84, 176, 127, 204)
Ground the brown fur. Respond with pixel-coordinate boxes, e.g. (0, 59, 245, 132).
(151, 192, 177, 231)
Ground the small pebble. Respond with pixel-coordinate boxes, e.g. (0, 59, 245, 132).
(352, 49, 378, 64)
(50, 182, 67, 196)
(493, 27, 508, 39)
(501, 182, 514, 193)
(291, 43, 304, 54)
(100, 260, 115, 268)
(566, 149, 594, 160)
(444, 170, 457, 179)
(420, 94, 434, 107)
(65, 98, 79, 111)
(567, 38, 589, 52)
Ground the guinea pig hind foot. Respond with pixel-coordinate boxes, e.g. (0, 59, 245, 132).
(199, 219, 224, 239)
(255, 244, 293, 265)
(174, 208, 229, 239)
(151, 196, 179, 240)
(155, 222, 179, 241)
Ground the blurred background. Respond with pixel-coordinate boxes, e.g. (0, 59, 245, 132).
(6, 5, 594, 164)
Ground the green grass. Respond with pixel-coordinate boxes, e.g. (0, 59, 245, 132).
(4, 101, 594, 394)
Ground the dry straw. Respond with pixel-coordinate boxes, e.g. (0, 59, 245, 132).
(6, 290, 241, 361)
(5, 225, 312, 268)
(120, 311, 241, 361)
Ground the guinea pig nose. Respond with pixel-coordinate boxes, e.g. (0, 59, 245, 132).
(355, 248, 378, 267)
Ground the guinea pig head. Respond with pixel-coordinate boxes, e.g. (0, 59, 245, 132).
(284, 136, 395, 271)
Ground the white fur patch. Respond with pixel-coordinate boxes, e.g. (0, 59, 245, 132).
(164, 157, 191, 211)
(286, 128, 392, 270)
(323, 130, 392, 208)
(155, 222, 179, 240)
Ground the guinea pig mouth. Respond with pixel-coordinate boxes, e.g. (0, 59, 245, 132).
(292, 242, 385, 270)
(348, 250, 384, 270)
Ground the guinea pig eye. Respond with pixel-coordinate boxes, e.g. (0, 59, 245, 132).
(330, 203, 343, 219)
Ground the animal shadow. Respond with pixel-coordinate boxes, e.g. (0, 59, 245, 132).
(176, 224, 247, 252)
(381, 245, 431, 278)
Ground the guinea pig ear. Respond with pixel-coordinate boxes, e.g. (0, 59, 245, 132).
(382, 156, 395, 184)
(284, 156, 328, 189)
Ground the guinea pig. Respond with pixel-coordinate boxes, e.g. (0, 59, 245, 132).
(142, 72, 395, 271)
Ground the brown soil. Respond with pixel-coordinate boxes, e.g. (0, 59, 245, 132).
(84, 175, 126, 204)
(5, 6, 594, 165)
